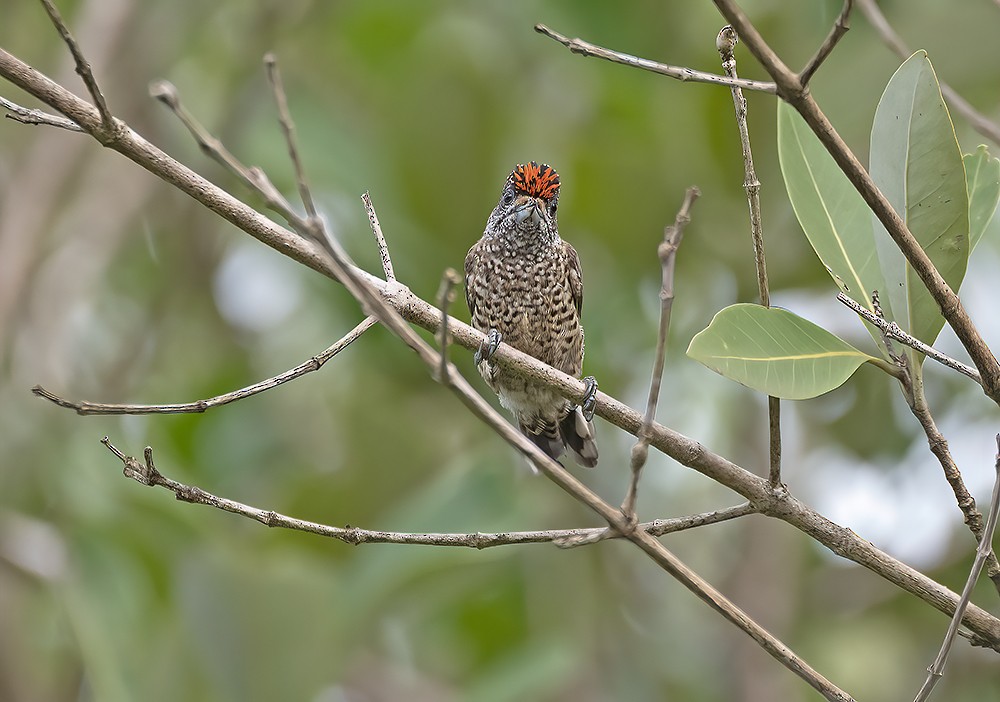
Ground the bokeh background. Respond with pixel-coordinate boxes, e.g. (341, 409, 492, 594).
(3, 1, 1000, 700)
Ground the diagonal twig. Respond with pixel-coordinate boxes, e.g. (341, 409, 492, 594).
(38, 0, 115, 136)
(264, 53, 320, 224)
(362, 191, 395, 281)
(435, 268, 461, 385)
(837, 293, 981, 385)
(1, 95, 82, 131)
(622, 187, 699, 523)
(717, 26, 781, 487)
(32, 316, 376, 415)
(149, 80, 303, 229)
(534, 23, 776, 94)
(799, 0, 854, 87)
(912, 435, 1000, 701)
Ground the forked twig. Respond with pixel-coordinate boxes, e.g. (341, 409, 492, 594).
(837, 293, 981, 385)
(149, 80, 302, 229)
(912, 435, 1000, 701)
(622, 187, 699, 522)
(717, 25, 781, 487)
(534, 23, 777, 94)
(32, 317, 376, 415)
(100, 437, 753, 548)
(838, 292, 1000, 591)
(38, 0, 115, 136)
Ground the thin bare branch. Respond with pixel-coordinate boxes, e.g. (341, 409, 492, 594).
(534, 23, 777, 94)
(913, 435, 1000, 701)
(33, 316, 376, 415)
(263, 53, 319, 223)
(856, 0, 1000, 147)
(435, 268, 461, 385)
(837, 293, 981, 385)
(717, 25, 781, 487)
(149, 79, 302, 228)
(5, 44, 1000, 652)
(100, 437, 755, 547)
(623, 187, 699, 522)
(37, 0, 115, 135)
(799, 0, 854, 87)
(556, 501, 754, 548)
(362, 191, 395, 281)
(908, 380, 1000, 593)
(1, 95, 82, 131)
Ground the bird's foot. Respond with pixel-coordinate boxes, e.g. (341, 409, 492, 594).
(474, 328, 502, 366)
(580, 376, 598, 422)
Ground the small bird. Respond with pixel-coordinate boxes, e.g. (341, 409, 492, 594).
(465, 162, 598, 467)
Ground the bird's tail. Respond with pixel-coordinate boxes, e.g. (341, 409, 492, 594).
(559, 406, 599, 468)
(519, 406, 598, 469)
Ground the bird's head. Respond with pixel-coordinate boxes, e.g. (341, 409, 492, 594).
(486, 162, 560, 242)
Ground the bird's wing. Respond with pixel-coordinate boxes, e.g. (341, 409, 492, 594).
(464, 240, 482, 318)
(562, 241, 584, 314)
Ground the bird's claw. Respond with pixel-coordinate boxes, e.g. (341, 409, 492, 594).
(580, 376, 598, 422)
(474, 328, 502, 366)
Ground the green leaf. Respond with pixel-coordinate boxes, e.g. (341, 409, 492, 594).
(777, 101, 888, 353)
(870, 51, 969, 350)
(687, 304, 878, 400)
(965, 145, 1000, 252)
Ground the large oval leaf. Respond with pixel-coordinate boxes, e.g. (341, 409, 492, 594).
(778, 101, 888, 355)
(965, 145, 1000, 252)
(687, 304, 877, 400)
(870, 51, 969, 350)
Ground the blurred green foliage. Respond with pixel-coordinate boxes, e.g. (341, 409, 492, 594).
(2, 1, 1000, 700)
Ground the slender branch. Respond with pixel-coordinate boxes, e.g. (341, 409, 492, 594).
(856, 0, 1000, 147)
(263, 53, 319, 223)
(4, 45, 1000, 651)
(1, 95, 82, 131)
(362, 191, 395, 281)
(435, 268, 461, 385)
(913, 435, 1000, 701)
(100, 438, 754, 548)
(711, 0, 1000, 418)
(623, 187, 699, 522)
(908, 381, 1000, 593)
(37, 0, 115, 136)
(149, 80, 303, 230)
(799, 0, 854, 87)
(534, 23, 776, 94)
(837, 293, 981, 385)
(32, 317, 376, 415)
(717, 26, 782, 487)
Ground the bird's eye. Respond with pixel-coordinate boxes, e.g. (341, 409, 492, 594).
(501, 191, 514, 207)
(548, 201, 558, 215)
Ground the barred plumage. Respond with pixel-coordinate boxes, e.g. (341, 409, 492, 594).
(465, 162, 598, 467)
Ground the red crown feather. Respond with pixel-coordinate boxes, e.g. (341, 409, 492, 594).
(511, 162, 560, 200)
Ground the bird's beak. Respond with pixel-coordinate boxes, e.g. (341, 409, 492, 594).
(513, 195, 544, 226)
